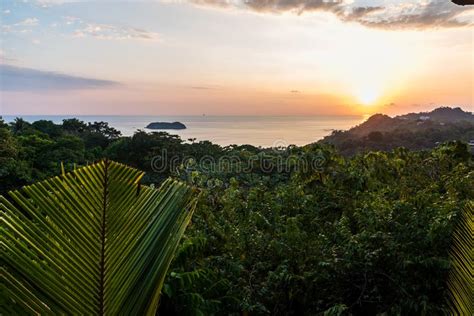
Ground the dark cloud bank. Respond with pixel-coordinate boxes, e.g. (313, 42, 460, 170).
(194, 0, 472, 29)
(0, 64, 118, 91)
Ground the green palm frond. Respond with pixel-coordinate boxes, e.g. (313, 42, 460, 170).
(1, 160, 197, 315)
(446, 201, 473, 315)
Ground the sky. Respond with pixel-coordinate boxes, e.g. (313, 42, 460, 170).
(0, 0, 473, 116)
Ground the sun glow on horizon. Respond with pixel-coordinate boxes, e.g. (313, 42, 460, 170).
(355, 87, 380, 106)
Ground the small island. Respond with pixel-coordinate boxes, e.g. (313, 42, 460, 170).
(146, 121, 187, 130)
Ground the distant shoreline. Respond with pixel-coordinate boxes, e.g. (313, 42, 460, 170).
(1, 115, 365, 147)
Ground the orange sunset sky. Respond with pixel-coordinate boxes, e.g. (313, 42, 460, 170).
(0, 0, 473, 116)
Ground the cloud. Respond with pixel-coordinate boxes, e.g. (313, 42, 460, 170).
(57, 16, 161, 41)
(191, 0, 473, 29)
(0, 64, 119, 91)
(190, 0, 233, 8)
(32, 0, 73, 8)
(0, 50, 16, 63)
(2, 17, 40, 34)
(63, 16, 81, 25)
(73, 22, 161, 41)
(338, 6, 384, 21)
(238, 0, 342, 14)
(16, 18, 39, 27)
(350, 1, 473, 29)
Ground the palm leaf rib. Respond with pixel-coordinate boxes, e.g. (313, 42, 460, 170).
(446, 201, 474, 315)
(1, 160, 197, 315)
(98, 160, 109, 315)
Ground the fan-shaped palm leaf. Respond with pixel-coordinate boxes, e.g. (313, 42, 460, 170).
(1, 160, 197, 315)
(446, 201, 473, 315)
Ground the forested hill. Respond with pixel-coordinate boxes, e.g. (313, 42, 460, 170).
(319, 107, 474, 156)
(397, 106, 474, 122)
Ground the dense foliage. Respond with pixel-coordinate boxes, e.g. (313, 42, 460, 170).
(1, 116, 472, 315)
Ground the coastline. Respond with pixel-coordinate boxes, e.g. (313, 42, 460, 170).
(2, 115, 365, 147)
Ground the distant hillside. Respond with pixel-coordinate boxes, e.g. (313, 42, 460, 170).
(341, 114, 402, 137)
(397, 107, 474, 123)
(319, 107, 474, 156)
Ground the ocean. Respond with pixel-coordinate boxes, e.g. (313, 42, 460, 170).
(2, 115, 366, 147)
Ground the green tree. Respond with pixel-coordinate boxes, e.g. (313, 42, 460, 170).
(62, 118, 88, 134)
(0, 119, 31, 193)
(9, 117, 31, 135)
(31, 120, 62, 138)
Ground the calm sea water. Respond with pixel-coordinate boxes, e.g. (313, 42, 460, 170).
(2, 115, 365, 147)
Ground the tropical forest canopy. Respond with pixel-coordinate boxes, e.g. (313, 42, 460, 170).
(0, 107, 473, 315)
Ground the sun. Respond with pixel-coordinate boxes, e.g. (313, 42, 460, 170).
(355, 87, 379, 105)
